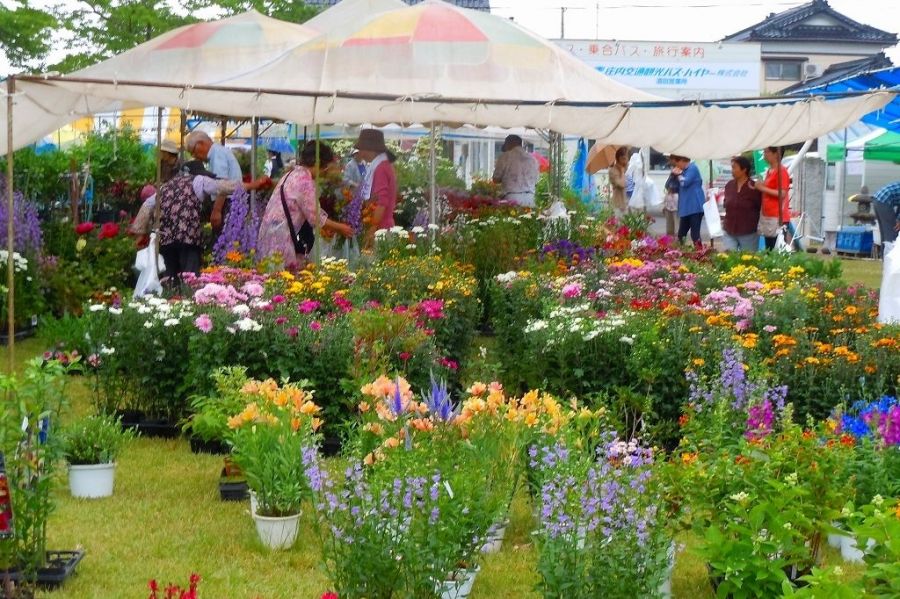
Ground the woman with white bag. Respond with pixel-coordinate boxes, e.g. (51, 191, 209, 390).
(671, 155, 706, 250)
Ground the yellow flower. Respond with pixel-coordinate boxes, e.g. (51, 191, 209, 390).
(692, 358, 705, 367)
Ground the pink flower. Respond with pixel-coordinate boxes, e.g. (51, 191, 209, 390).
(333, 295, 353, 313)
(399, 352, 412, 362)
(286, 326, 299, 338)
(272, 294, 286, 304)
(439, 357, 459, 371)
(275, 316, 288, 325)
(562, 282, 582, 299)
(310, 321, 322, 331)
(418, 299, 445, 320)
(299, 300, 321, 314)
(241, 281, 264, 297)
(194, 314, 213, 333)
(763, 325, 777, 333)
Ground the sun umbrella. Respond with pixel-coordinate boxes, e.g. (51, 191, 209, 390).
(586, 143, 620, 174)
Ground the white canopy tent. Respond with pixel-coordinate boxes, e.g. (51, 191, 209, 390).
(4, 0, 894, 158)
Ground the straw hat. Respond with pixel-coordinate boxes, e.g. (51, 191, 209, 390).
(355, 129, 388, 153)
(160, 139, 180, 155)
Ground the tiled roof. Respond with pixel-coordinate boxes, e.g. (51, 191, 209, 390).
(304, 0, 490, 11)
(781, 52, 894, 94)
(722, 0, 896, 45)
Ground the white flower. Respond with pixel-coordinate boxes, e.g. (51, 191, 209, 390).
(405, 244, 417, 250)
(232, 304, 250, 316)
(496, 271, 518, 284)
(427, 223, 439, 231)
(873, 494, 884, 507)
(783, 522, 792, 530)
(375, 229, 388, 239)
(730, 492, 749, 503)
(785, 472, 798, 486)
(100, 345, 115, 355)
(88, 304, 106, 312)
(108, 307, 123, 315)
(234, 317, 262, 332)
(143, 321, 153, 329)
(137, 306, 151, 315)
(390, 226, 406, 234)
(163, 318, 179, 327)
(584, 329, 600, 341)
(524, 320, 548, 333)
(411, 226, 425, 234)
(841, 506, 852, 517)
(619, 335, 634, 345)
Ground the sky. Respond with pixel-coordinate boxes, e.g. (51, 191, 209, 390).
(1, 0, 899, 73)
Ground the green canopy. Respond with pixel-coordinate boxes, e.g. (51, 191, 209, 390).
(827, 130, 900, 162)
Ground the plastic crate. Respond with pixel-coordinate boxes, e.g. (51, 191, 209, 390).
(836, 226, 873, 254)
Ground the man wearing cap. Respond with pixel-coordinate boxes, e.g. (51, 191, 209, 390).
(354, 129, 398, 241)
(342, 148, 366, 190)
(492, 134, 539, 207)
(185, 130, 243, 182)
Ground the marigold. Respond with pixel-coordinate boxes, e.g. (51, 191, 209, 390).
(681, 452, 698, 465)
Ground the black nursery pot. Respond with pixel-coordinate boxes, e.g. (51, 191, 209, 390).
(0, 550, 85, 590)
(219, 468, 248, 502)
(189, 436, 230, 456)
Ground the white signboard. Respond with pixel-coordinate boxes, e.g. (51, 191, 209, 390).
(556, 40, 761, 100)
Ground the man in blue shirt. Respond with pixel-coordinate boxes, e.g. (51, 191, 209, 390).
(874, 181, 900, 232)
(185, 130, 243, 182)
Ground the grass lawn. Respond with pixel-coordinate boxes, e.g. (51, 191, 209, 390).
(0, 247, 876, 599)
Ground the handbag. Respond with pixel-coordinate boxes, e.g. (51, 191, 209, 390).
(279, 171, 316, 256)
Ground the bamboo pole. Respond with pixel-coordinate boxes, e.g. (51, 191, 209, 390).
(313, 124, 322, 265)
(250, 117, 258, 214)
(6, 76, 16, 373)
(429, 121, 437, 236)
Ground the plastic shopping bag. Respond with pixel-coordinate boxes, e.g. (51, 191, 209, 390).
(774, 226, 792, 254)
(134, 234, 165, 298)
(702, 200, 723, 238)
(643, 177, 662, 210)
(879, 242, 900, 324)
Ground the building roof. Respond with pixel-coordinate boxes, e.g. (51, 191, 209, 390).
(722, 0, 897, 45)
(781, 52, 893, 94)
(304, 0, 490, 11)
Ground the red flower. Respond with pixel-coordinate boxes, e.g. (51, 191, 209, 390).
(322, 593, 339, 599)
(98, 222, 120, 240)
(75, 222, 95, 235)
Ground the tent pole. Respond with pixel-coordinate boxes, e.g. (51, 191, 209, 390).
(179, 109, 186, 162)
(220, 119, 227, 145)
(840, 127, 848, 231)
(313, 124, 322, 265)
(250, 117, 258, 215)
(6, 76, 15, 373)
(429, 121, 437, 233)
(156, 107, 163, 185)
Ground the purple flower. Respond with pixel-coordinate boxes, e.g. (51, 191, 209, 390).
(0, 175, 43, 257)
(212, 186, 260, 264)
(424, 375, 455, 422)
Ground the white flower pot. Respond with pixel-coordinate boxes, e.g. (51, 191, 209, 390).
(827, 522, 847, 549)
(252, 512, 301, 550)
(249, 491, 258, 516)
(68, 463, 116, 498)
(436, 566, 480, 599)
(840, 534, 875, 564)
(480, 518, 510, 554)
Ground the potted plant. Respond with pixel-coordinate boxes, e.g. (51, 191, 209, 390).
(62, 413, 133, 499)
(183, 367, 251, 455)
(226, 378, 322, 550)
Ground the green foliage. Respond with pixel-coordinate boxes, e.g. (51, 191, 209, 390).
(62, 413, 133, 465)
(0, 359, 69, 576)
(67, 126, 156, 213)
(0, 251, 43, 330)
(0, 148, 70, 206)
(184, 367, 251, 443)
(0, 2, 56, 68)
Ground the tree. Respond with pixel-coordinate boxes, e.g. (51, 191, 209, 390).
(0, 2, 57, 70)
(185, 0, 319, 24)
(52, 0, 197, 72)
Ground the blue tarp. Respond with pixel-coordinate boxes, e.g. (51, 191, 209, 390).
(788, 67, 900, 134)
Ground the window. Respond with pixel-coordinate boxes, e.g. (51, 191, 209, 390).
(765, 61, 803, 81)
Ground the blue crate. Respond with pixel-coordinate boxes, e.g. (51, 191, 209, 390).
(836, 226, 873, 253)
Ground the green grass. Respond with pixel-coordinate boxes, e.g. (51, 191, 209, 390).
(0, 251, 878, 598)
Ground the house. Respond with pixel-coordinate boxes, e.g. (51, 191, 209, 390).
(303, 0, 491, 11)
(722, 0, 897, 94)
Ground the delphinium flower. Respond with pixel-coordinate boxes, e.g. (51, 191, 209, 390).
(212, 186, 259, 264)
(879, 404, 900, 446)
(719, 348, 752, 410)
(0, 175, 43, 256)
(343, 185, 365, 235)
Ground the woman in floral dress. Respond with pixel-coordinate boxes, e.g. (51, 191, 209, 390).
(258, 141, 353, 270)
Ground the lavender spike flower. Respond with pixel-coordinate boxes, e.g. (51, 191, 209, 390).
(424, 374, 456, 422)
(390, 377, 405, 417)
